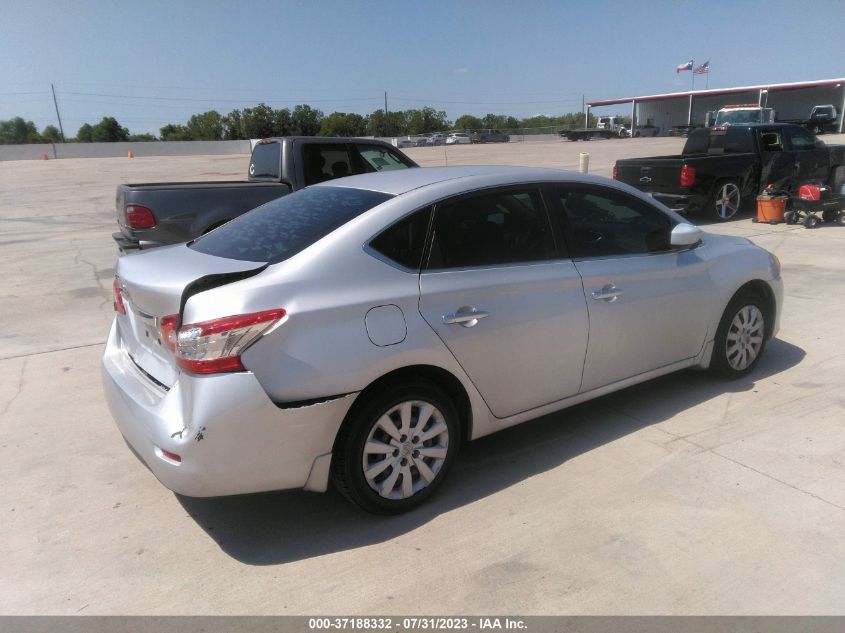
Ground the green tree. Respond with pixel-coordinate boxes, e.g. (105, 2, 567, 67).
(160, 123, 190, 141)
(222, 109, 243, 139)
(0, 117, 41, 144)
(128, 133, 158, 142)
(89, 117, 129, 142)
(406, 107, 449, 134)
(367, 109, 408, 136)
(454, 114, 483, 131)
(291, 104, 323, 136)
(319, 112, 368, 137)
(239, 103, 277, 139)
(273, 108, 293, 136)
(75, 123, 94, 142)
(186, 110, 223, 141)
(41, 125, 62, 142)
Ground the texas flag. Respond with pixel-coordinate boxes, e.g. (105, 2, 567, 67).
(676, 60, 693, 73)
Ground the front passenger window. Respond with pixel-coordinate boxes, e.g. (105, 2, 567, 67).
(554, 187, 673, 258)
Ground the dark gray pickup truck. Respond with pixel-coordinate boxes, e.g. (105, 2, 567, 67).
(113, 137, 418, 250)
(614, 124, 845, 221)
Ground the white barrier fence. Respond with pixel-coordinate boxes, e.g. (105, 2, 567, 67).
(0, 140, 253, 162)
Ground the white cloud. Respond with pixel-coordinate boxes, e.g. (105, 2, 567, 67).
(452, 67, 469, 75)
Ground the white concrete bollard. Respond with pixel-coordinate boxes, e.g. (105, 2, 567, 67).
(579, 152, 589, 174)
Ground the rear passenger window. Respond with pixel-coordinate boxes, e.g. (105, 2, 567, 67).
(369, 208, 432, 270)
(303, 144, 353, 185)
(427, 189, 554, 269)
(553, 187, 673, 258)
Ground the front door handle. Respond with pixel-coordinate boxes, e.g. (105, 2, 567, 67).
(443, 307, 489, 327)
(591, 284, 623, 302)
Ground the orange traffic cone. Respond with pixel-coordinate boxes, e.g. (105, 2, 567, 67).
(42, 153, 49, 160)
(127, 150, 134, 158)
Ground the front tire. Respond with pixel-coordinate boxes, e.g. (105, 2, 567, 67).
(331, 382, 460, 514)
(709, 180, 742, 221)
(711, 292, 768, 379)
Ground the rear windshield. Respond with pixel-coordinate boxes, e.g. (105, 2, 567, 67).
(249, 142, 280, 179)
(189, 186, 393, 263)
(683, 128, 754, 155)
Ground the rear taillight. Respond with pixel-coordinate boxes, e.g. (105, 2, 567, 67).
(175, 309, 286, 375)
(125, 204, 156, 229)
(680, 166, 696, 187)
(113, 279, 126, 315)
(158, 315, 179, 352)
(612, 165, 618, 180)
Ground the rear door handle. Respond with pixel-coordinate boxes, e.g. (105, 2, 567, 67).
(443, 308, 489, 327)
(591, 285, 623, 302)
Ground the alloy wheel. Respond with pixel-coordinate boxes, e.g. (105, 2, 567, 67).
(715, 182, 741, 220)
(362, 400, 450, 500)
(725, 305, 765, 371)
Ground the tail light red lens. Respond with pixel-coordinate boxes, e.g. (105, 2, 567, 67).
(113, 279, 126, 315)
(680, 166, 696, 187)
(612, 165, 618, 180)
(175, 309, 286, 374)
(125, 205, 156, 229)
(158, 315, 179, 352)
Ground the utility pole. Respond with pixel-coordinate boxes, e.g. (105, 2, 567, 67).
(384, 91, 389, 138)
(582, 94, 586, 129)
(51, 83, 66, 142)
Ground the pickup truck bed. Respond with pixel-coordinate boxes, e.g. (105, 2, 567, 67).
(114, 137, 418, 250)
(115, 181, 290, 249)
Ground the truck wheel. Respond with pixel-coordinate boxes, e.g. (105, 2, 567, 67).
(710, 180, 742, 221)
(822, 209, 837, 223)
(836, 212, 845, 226)
(783, 211, 796, 225)
(804, 215, 819, 229)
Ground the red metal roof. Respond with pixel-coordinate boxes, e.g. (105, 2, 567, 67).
(587, 78, 845, 107)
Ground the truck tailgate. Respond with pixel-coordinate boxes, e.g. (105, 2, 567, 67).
(615, 157, 684, 195)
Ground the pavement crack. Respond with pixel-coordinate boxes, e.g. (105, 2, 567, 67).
(652, 425, 845, 512)
(0, 357, 27, 419)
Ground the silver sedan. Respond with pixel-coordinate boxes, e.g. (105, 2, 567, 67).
(102, 166, 783, 514)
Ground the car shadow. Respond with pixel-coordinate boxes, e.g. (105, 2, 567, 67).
(178, 338, 805, 566)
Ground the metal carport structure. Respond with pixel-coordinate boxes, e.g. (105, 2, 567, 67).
(586, 78, 845, 136)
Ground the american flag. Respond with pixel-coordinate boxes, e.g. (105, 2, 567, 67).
(694, 61, 710, 75)
(676, 60, 693, 73)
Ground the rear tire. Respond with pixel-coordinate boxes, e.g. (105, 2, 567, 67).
(804, 215, 819, 229)
(836, 212, 845, 226)
(711, 292, 768, 379)
(331, 382, 460, 515)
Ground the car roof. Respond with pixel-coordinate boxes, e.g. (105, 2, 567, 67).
(315, 165, 610, 196)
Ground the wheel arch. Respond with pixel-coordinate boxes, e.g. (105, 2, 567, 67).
(334, 364, 474, 454)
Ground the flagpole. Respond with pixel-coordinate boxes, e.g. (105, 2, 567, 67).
(691, 59, 695, 92)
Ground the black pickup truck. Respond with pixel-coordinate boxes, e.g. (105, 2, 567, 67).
(113, 137, 418, 250)
(614, 124, 845, 221)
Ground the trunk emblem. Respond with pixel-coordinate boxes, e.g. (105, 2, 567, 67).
(640, 176, 652, 183)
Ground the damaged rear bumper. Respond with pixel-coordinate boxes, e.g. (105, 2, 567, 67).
(101, 320, 356, 497)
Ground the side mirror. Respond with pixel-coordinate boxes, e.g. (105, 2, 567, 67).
(670, 223, 702, 248)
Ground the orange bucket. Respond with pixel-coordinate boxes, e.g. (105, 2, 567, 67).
(756, 196, 786, 223)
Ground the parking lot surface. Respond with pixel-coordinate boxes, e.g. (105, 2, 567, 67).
(2, 136, 844, 614)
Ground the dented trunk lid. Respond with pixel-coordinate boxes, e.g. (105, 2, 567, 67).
(115, 245, 265, 387)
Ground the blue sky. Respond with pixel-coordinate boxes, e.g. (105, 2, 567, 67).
(2, 0, 844, 136)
